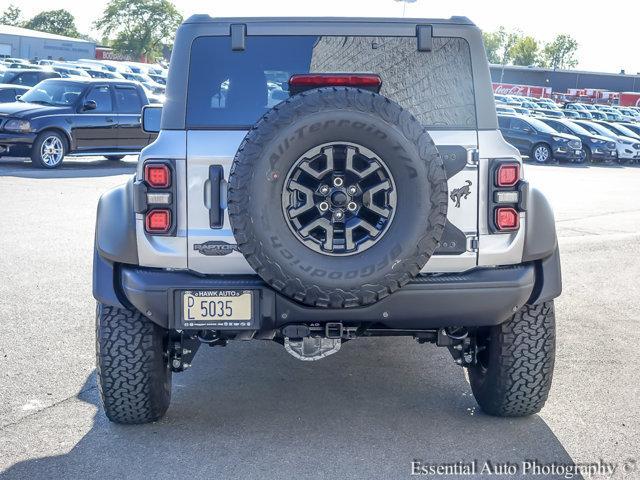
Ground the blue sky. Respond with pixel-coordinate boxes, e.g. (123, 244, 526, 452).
(11, 0, 640, 74)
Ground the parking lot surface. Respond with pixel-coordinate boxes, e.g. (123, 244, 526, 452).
(0, 157, 638, 479)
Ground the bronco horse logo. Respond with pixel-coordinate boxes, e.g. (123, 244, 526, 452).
(450, 180, 472, 208)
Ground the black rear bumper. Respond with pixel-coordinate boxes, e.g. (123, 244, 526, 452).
(94, 248, 562, 331)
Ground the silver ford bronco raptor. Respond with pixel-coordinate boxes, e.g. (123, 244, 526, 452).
(93, 15, 562, 424)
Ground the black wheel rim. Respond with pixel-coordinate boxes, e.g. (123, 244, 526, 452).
(282, 142, 397, 255)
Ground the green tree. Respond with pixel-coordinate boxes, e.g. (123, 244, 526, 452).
(482, 30, 503, 64)
(95, 0, 183, 61)
(482, 27, 521, 65)
(541, 34, 579, 70)
(509, 36, 539, 66)
(24, 10, 80, 37)
(0, 4, 23, 25)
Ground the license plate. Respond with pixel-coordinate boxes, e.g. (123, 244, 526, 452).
(182, 290, 253, 328)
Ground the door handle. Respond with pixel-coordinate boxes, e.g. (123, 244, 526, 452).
(209, 165, 223, 229)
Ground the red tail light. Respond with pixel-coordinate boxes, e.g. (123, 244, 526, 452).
(144, 163, 171, 188)
(145, 209, 171, 233)
(495, 207, 519, 231)
(289, 74, 382, 94)
(496, 163, 520, 187)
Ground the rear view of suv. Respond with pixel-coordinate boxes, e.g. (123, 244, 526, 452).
(93, 16, 561, 424)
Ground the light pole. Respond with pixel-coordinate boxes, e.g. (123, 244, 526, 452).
(393, 0, 418, 18)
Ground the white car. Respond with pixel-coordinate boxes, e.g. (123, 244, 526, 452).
(574, 120, 640, 162)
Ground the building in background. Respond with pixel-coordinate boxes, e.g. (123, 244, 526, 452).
(490, 64, 640, 95)
(0, 24, 95, 61)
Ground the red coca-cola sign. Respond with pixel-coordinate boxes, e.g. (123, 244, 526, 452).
(492, 83, 552, 98)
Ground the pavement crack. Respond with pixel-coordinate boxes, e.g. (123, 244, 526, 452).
(0, 385, 97, 432)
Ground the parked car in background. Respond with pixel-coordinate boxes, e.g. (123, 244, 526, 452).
(51, 65, 91, 79)
(120, 72, 165, 95)
(496, 104, 517, 115)
(562, 110, 581, 119)
(77, 59, 132, 74)
(0, 84, 30, 103)
(594, 105, 631, 122)
(84, 69, 124, 80)
(537, 117, 617, 163)
(562, 104, 593, 119)
(519, 99, 539, 110)
(589, 110, 609, 120)
(148, 73, 166, 85)
(533, 108, 565, 118)
(564, 103, 588, 114)
(1, 58, 30, 66)
(511, 106, 531, 115)
(0, 78, 155, 168)
(0, 68, 61, 87)
(592, 120, 640, 141)
(535, 98, 561, 110)
(573, 119, 640, 163)
(498, 114, 582, 163)
(613, 106, 640, 121)
(619, 122, 640, 136)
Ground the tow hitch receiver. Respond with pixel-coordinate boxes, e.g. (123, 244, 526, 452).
(169, 334, 201, 372)
(437, 327, 479, 367)
(284, 336, 341, 361)
(282, 322, 355, 361)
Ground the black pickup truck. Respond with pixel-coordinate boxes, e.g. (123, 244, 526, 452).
(0, 78, 155, 168)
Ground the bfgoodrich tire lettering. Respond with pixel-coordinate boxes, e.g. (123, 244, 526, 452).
(468, 301, 556, 417)
(96, 303, 171, 424)
(228, 87, 448, 308)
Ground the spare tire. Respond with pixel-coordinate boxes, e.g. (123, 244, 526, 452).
(228, 87, 447, 308)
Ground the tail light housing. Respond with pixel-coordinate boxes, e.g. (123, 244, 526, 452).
(144, 163, 171, 188)
(495, 207, 519, 231)
(134, 160, 176, 236)
(145, 209, 171, 233)
(490, 160, 526, 232)
(495, 163, 520, 187)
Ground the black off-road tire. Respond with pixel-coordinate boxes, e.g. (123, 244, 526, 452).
(228, 87, 448, 308)
(96, 303, 172, 424)
(581, 146, 591, 164)
(468, 301, 556, 417)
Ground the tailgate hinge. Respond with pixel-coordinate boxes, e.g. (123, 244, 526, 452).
(468, 149, 480, 165)
(466, 235, 479, 253)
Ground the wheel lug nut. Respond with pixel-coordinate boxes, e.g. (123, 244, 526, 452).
(347, 186, 357, 195)
(335, 210, 344, 220)
(319, 185, 330, 195)
(333, 177, 344, 187)
(318, 201, 329, 212)
(347, 202, 357, 212)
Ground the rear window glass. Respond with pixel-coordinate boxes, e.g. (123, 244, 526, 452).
(187, 35, 476, 129)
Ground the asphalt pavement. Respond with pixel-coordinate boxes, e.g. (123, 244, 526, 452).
(0, 156, 638, 479)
